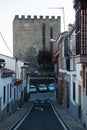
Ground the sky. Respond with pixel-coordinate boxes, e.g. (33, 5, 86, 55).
(0, 0, 75, 57)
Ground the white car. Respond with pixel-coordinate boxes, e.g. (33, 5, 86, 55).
(29, 85, 37, 93)
(38, 84, 48, 92)
(48, 83, 55, 92)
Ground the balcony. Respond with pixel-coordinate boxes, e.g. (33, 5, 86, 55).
(75, 54, 87, 63)
(73, 0, 87, 8)
(2, 68, 14, 78)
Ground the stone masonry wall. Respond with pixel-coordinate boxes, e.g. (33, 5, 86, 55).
(13, 15, 61, 71)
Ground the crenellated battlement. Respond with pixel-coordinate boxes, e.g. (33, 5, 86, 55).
(14, 15, 60, 20)
(13, 13, 60, 71)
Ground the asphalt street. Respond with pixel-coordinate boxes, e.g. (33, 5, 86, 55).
(0, 91, 84, 130)
(16, 99, 65, 130)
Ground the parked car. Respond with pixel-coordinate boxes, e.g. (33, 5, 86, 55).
(29, 85, 37, 93)
(38, 84, 48, 92)
(48, 83, 55, 92)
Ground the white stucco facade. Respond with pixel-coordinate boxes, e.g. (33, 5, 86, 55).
(0, 54, 30, 120)
(76, 64, 82, 106)
(0, 77, 13, 111)
(82, 67, 87, 127)
(0, 54, 24, 79)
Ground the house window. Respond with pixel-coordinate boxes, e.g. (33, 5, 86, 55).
(3, 86, 6, 103)
(7, 84, 9, 102)
(86, 72, 87, 95)
(14, 88, 16, 101)
(50, 27, 53, 55)
(10, 83, 12, 98)
(19, 85, 21, 92)
(73, 82, 75, 101)
(42, 23, 46, 50)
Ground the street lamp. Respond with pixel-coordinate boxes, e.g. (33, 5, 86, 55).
(0, 59, 5, 68)
(49, 38, 56, 57)
(48, 7, 65, 32)
(50, 39, 56, 42)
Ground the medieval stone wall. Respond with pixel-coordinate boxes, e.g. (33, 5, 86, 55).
(13, 15, 61, 71)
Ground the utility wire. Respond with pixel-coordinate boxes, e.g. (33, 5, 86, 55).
(0, 32, 29, 79)
(0, 32, 13, 56)
(0, 32, 19, 78)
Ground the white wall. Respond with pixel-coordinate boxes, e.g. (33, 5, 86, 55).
(0, 54, 30, 108)
(82, 67, 87, 127)
(0, 54, 15, 70)
(70, 72, 76, 105)
(0, 77, 13, 111)
(0, 54, 24, 79)
(70, 63, 82, 106)
(76, 63, 82, 105)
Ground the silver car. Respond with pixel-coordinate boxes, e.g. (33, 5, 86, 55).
(29, 85, 37, 93)
(38, 84, 48, 92)
(48, 83, 55, 92)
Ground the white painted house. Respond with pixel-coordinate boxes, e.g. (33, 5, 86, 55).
(54, 24, 84, 125)
(0, 54, 30, 120)
(69, 26, 83, 124)
(0, 59, 14, 120)
(82, 66, 87, 128)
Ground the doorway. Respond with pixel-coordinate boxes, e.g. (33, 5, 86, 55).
(78, 85, 81, 118)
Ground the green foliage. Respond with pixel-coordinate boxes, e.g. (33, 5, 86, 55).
(37, 49, 53, 69)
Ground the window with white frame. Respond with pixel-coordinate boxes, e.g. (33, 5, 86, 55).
(86, 72, 87, 95)
(3, 86, 6, 104)
(10, 83, 12, 98)
(73, 82, 75, 101)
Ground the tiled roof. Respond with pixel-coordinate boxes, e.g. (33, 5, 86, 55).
(3, 68, 14, 74)
(14, 79, 22, 85)
(2, 68, 15, 78)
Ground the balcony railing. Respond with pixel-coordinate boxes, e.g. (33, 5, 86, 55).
(75, 4, 87, 63)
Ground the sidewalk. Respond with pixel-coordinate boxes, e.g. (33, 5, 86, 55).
(0, 100, 33, 130)
(51, 98, 85, 130)
(0, 98, 86, 130)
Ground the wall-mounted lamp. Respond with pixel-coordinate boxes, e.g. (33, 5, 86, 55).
(0, 59, 5, 68)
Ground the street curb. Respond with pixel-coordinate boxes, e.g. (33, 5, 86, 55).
(51, 101, 70, 130)
(9, 101, 33, 130)
(50, 100, 84, 130)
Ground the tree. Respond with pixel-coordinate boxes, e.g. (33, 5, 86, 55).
(37, 49, 53, 69)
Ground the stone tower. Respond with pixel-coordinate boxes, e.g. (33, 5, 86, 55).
(13, 15, 61, 71)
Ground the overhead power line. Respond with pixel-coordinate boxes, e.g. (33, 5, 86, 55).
(0, 32, 13, 56)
